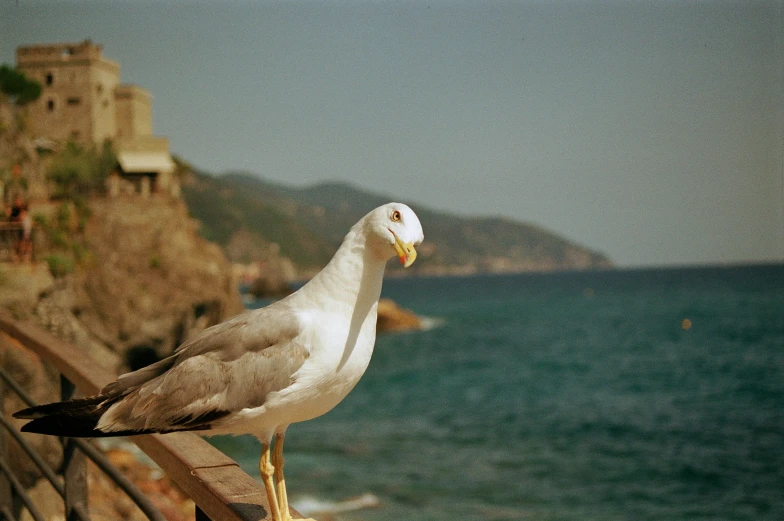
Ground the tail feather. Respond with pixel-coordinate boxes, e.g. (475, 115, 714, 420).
(13, 395, 108, 420)
(19, 414, 167, 437)
(21, 414, 113, 437)
(14, 395, 122, 437)
(14, 395, 219, 438)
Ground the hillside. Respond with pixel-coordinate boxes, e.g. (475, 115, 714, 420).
(180, 172, 334, 268)
(182, 171, 612, 276)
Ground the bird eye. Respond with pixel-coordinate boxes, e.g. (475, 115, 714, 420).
(391, 210, 402, 222)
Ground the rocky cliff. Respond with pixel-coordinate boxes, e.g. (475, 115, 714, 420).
(36, 197, 244, 369)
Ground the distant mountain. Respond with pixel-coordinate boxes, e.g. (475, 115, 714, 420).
(181, 172, 334, 269)
(181, 171, 612, 276)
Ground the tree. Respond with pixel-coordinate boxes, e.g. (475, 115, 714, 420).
(0, 65, 42, 105)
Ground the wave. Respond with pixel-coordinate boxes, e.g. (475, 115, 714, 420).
(419, 315, 446, 331)
(292, 492, 380, 516)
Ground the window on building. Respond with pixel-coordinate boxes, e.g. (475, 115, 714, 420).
(46, 73, 53, 86)
(47, 99, 55, 112)
(67, 97, 81, 106)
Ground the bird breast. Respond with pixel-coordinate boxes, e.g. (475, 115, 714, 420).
(222, 306, 378, 433)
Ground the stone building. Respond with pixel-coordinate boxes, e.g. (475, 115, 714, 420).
(16, 41, 177, 197)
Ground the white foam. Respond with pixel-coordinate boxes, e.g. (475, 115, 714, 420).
(419, 316, 446, 331)
(292, 492, 380, 515)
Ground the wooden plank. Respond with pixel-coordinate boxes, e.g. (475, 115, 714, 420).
(134, 432, 238, 471)
(191, 465, 272, 520)
(133, 433, 284, 521)
(0, 311, 113, 395)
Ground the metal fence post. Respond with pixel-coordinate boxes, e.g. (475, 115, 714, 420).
(0, 372, 22, 520)
(60, 376, 89, 521)
(195, 505, 213, 521)
(0, 376, 11, 519)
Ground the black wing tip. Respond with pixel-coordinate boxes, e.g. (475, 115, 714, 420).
(12, 406, 38, 420)
(18, 416, 146, 438)
(15, 401, 229, 438)
(13, 395, 109, 421)
(19, 417, 199, 438)
(13, 396, 117, 437)
(19, 415, 97, 437)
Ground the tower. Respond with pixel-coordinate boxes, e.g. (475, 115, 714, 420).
(16, 41, 120, 145)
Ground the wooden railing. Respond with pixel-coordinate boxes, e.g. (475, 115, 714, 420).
(0, 310, 290, 520)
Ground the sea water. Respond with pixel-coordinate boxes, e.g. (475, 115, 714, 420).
(210, 265, 784, 521)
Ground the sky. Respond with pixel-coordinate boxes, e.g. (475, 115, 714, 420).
(1, 0, 782, 267)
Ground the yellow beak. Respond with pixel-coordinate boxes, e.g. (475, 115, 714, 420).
(393, 235, 417, 268)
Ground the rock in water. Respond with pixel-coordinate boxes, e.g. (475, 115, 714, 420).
(376, 298, 422, 333)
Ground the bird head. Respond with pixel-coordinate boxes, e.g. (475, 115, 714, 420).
(365, 202, 424, 268)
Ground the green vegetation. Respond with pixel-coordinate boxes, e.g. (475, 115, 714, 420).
(0, 65, 41, 105)
(44, 254, 75, 278)
(34, 143, 115, 276)
(47, 141, 116, 199)
(34, 200, 92, 277)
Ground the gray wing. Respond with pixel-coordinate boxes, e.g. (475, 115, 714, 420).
(96, 303, 309, 433)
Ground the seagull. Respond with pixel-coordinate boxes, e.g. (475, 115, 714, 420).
(15, 202, 424, 521)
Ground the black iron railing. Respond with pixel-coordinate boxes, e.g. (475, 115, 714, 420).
(0, 366, 165, 521)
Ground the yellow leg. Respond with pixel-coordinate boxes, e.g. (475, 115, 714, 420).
(273, 433, 291, 521)
(273, 432, 315, 521)
(260, 442, 283, 521)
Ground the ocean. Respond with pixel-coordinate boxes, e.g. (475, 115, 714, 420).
(210, 265, 784, 521)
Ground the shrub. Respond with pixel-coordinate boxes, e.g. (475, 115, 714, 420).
(45, 254, 74, 278)
(0, 64, 41, 105)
